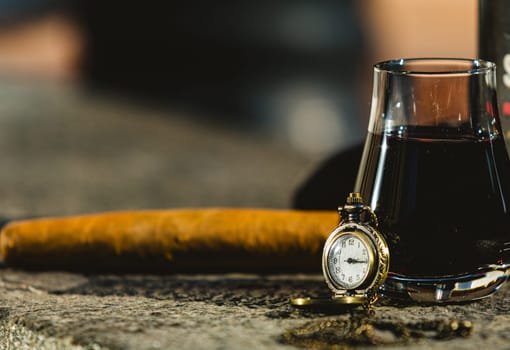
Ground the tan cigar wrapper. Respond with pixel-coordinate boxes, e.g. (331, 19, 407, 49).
(0, 209, 338, 273)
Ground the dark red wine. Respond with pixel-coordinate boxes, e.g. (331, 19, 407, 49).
(355, 127, 510, 276)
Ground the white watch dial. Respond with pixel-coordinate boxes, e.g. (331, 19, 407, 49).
(327, 233, 371, 289)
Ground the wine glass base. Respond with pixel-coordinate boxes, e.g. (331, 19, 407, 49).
(381, 264, 510, 303)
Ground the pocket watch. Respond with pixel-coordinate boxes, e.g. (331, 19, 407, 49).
(322, 192, 390, 305)
(291, 192, 390, 309)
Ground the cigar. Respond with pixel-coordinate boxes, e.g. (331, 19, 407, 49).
(0, 209, 338, 273)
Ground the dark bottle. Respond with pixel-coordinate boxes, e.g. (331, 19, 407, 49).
(479, 0, 510, 151)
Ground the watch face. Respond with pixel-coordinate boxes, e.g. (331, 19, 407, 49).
(327, 233, 372, 289)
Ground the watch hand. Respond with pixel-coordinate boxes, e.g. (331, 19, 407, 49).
(345, 258, 368, 264)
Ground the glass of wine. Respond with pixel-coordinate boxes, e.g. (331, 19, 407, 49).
(355, 58, 510, 302)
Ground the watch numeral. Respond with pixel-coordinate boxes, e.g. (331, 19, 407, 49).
(333, 258, 338, 265)
(348, 276, 353, 282)
(342, 241, 346, 247)
(335, 267, 341, 274)
(348, 239, 354, 246)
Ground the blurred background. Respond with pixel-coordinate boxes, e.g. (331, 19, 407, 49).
(0, 0, 477, 217)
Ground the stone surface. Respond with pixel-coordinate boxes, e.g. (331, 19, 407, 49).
(0, 270, 510, 349)
(0, 79, 509, 349)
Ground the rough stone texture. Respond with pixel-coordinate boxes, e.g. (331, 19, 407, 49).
(0, 79, 509, 349)
(0, 270, 510, 349)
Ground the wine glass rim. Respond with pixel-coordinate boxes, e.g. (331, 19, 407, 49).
(374, 58, 495, 76)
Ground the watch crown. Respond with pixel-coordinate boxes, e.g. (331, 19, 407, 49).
(346, 192, 363, 205)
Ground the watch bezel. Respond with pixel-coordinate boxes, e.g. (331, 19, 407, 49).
(323, 230, 376, 290)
